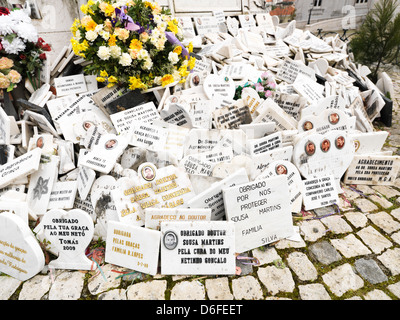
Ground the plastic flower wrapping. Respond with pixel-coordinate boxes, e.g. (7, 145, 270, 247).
(71, 0, 196, 91)
(0, 7, 51, 91)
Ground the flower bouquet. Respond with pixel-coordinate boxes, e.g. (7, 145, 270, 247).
(0, 7, 51, 91)
(234, 72, 277, 100)
(70, 0, 195, 91)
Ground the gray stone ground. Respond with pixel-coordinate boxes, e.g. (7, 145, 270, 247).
(2, 69, 400, 302)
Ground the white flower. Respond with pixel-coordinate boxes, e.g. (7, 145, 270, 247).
(94, 24, 104, 33)
(137, 49, 149, 61)
(143, 58, 153, 70)
(14, 23, 38, 42)
(168, 52, 179, 65)
(109, 45, 122, 58)
(119, 52, 132, 66)
(97, 46, 111, 60)
(154, 76, 162, 85)
(172, 70, 181, 82)
(0, 16, 13, 35)
(85, 30, 98, 42)
(9, 10, 31, 23)
(153, 15, 162, 25)
(2, 37, 26, 55)
(74, 30, 82, 41)
(100, 30, 110, 41)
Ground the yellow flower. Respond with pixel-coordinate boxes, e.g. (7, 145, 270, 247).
(188, 57, 196, 70)
(96, 77, 106, 83)
(85, 19, 97, 31)
(173, 46, 182, 55)
(70, 39, 89, 58)
(179, 66, 190, 78)
(104, 4, 115, 16)
(108, 34, 117, 46)
(71, 19, 81, 35)
(188, 42, 193, 53)
(100, 70, 108, 77)
(80, 4, 88, 14)
(129, 76, 147, 91)
(108, 76, 118, 83)
(167, 20, 178, 34)
(107, 83, 116, 88)
(129, 39, 143, 51)
(161, 74, 174, 87)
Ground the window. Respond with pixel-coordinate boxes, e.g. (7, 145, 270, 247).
(356, 0, 368, 4)
(314, 0, 322, 6)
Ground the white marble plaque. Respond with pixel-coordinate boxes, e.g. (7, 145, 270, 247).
(194, 16, 220, 36)
(0, 148, 41, 189)
(187, 168, 249, 221)
(351, 131, 388, 155)
(145, 208, 211, 230)
(223, 175, 293, 253)
(54, 74, 88, 97)
(26, 155, 59, 217)
(213, 104, 252, 130)
(79, 134, 128, 174)
(302, 175, 339, 211)
(292, 130, 355, 191)
(0, 212, 45, 281)
(0, 107, 10, 145)
(256, 160, 303, 213)
(248, 132, 282, 155)
(160, 221, 236, 275)
(128, 121, 169, 151)
(177, 17, 196, 37)
(203, 75, 235, 100)
(254, 99, 298, 132)
(292, 74, 325, 104)
(298, 109, 355, 135)
(105, 220, 161, 276)
(240, 122, 275, 139)
(344, 155, 400, 186)
(276, 58, 316, 84)
(47, 181, 78, 210)
(238, 14, 256, 30)
(90, 175, 118, 239)
(77, 166, 96, 200)
(180, 154, 216, 177)
(110, 102, 160, 135)
(160, 104, 193, 128)
(41, 209, 94, 270)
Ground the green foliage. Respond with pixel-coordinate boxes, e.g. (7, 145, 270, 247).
(350, 0, 400, 82)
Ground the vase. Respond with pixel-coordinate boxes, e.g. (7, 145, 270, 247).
(10, 81, 29, 118)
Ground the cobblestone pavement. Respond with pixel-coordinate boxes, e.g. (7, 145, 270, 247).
(2, 71, 400, 303)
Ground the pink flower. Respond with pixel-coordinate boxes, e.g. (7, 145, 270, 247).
(268, 82, 276, 89)
(265, 90, 272, 97)
(261, 72, 270, 80)
(255, 83, 264, 92)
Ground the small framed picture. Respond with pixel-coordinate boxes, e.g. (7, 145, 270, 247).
(104, 139, 118, 150)
(303, 121, 314, 131)
(335, 136, 345, 150)
(275, 164, 288, 175)
(328, 112, 340, 125)
(321, 139, 331, 153)
(163, 231, 178, 250)
(141, 164, 156, 182)
(305, 141, 316, 156)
